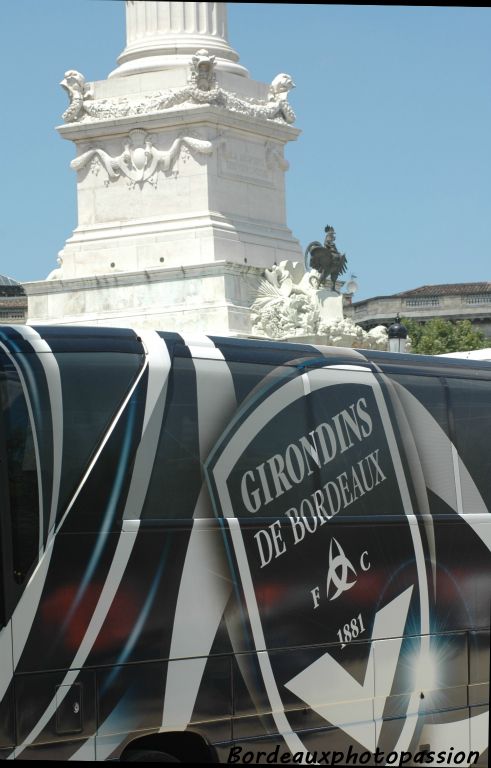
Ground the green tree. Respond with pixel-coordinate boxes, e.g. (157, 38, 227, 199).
(402, 317, 489, 355)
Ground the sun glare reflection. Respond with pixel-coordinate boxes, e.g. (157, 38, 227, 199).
(410, 647, 438, 692)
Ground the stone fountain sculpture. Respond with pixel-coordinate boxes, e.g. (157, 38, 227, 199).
(251, 226, 388, 349)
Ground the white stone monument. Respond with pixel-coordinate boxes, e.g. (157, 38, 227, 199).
(25, 1, 302, 334)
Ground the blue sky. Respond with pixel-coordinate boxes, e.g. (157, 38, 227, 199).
(2, 1, 490, 301)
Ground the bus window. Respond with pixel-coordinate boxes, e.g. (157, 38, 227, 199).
(388, 373, 449, 436)
(142, 357, 202, 521)
(0, 360, 39, 584)
(224, 360, 297, 407)
(386, 373, 457, 516)
(54, 351, 143, 521)
(141, 357, 297, 521)
(447, 377, 491, 513)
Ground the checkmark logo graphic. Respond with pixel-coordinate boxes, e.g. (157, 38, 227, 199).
(284, 586, 413, 752)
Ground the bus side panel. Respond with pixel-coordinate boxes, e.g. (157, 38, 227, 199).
(470, 630, 490, 709)
(206, 362, 490, 761)
(14, 669, 96, 758)
(228, 520, 473, 750)
(0, 682, 14, 756)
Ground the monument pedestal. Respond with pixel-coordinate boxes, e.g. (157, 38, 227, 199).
(25, 261, 261, 335)
(26, 3, 302, 335)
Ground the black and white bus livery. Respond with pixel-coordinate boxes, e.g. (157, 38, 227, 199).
(0, 325, 488, 763)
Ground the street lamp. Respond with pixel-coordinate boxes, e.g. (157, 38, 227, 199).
(388, 314, 408, 353)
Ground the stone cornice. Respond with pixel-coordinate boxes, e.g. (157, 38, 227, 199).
(63, 211, 299, 246)
(57, 104, 300, 144)
(23, 261, 263, 295)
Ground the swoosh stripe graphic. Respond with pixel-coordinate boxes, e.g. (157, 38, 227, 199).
(161, 334, 237, 731)
(12, 335, 164, 756)
(13, 326, 63, 545)
(68, 737, 96, 760)
(123, 330, 172, 520)
(11, 353, 148, 674)
(58, 395, 139, 636)
(90, 334, 243, 756)
(11, 534, 56, 671)
(0, 330, 63, 692)
(394, 385, 491, 551)
(100, 544, 171, 696)
(311, 345, 368, 362)
(455, 450, 491, 548)
(62, 329, 171, 760)
(381, 375, 438, 597)
(72, 548, 171, 761)
(206, 373, 328, 754)
(367, 375, 490, 757)
(9, 348, 147, 681)
(419, 710, 489, 761)
(0, 340, 46, 556)
(11, 529, 140, 758)
(0, 621, 13, 708)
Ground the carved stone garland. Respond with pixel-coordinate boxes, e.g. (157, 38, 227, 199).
(60, 51, 296, 126)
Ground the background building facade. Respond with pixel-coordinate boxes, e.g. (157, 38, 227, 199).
(346, 282, 491, 338)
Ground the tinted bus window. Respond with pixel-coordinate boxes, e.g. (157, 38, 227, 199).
(142, 357, 202, 520)
(141, 358, 298, 521)
(55, 351, 143, 519)
(225, 360, 297, 407)
(388, 373, 449, 436)
(447, 377, 491, 512)
(0, 361, 39, 583)
(383, 373, 458, 517)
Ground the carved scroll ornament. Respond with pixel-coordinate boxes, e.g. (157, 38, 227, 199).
(71, 129, 213, 188)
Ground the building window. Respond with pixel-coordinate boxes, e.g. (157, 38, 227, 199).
(464, 294, 491, 305)
(405, 297, 440, 307)
(0, 311, 25, 320)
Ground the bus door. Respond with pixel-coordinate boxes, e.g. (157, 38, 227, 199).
(0, 349, 40, 756)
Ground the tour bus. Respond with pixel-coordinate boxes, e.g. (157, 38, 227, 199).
(0, 325, 488, 763)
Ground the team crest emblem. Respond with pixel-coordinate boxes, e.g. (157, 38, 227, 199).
(206, 365, 430, 757)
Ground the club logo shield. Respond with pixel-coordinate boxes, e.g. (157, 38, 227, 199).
(205, 366, 430, 757)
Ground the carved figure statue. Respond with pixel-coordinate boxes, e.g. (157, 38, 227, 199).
(304, 226, 348, 292)
(269, 73, 295, 101)
(46, 253, 64, 281)
(189, 49, 217, 92)
(265, 73, 296, 124)
(60, 70, 92, 123)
